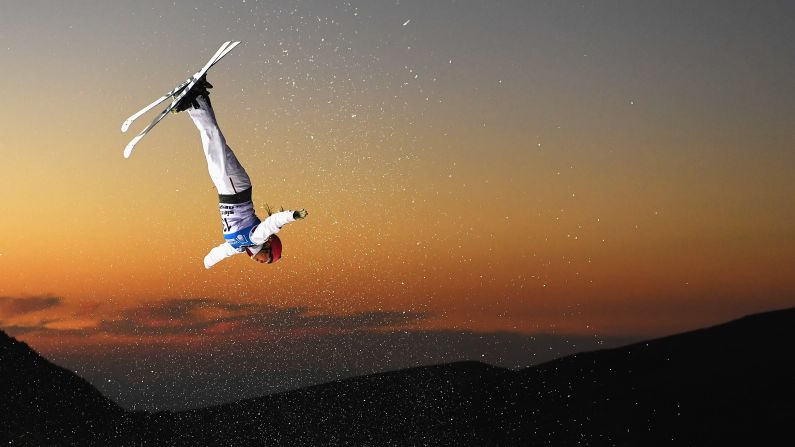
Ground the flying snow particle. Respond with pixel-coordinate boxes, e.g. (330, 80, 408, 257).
(403, 19, 411, 26)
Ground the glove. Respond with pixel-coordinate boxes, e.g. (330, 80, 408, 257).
(173, 76, 213, 113)
(293, 209, 308, 220)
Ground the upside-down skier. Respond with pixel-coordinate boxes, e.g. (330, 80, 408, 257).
(173, 77, 308, 268)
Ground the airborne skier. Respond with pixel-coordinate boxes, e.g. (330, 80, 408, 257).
(174, 77, 308, 268)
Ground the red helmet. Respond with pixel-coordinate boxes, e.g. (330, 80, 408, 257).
(268, 234, 282, 263)
(245, 234, 283, 264)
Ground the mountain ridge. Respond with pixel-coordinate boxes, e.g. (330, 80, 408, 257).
(2, 306, 794, 445)
(0, 331, 125, 445)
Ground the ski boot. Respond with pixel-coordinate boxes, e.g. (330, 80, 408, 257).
(173, 76, 213, 113)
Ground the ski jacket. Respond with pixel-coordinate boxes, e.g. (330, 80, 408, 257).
(204, 210, 296, 269)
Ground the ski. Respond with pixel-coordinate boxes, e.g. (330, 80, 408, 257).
(121, 41, 239, 133)
(121, 41, 240, 158)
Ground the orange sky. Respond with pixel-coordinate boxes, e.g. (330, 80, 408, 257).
(1, 1, 794, 353)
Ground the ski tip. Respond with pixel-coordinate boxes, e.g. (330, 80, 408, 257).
(121, 119, 132, 133)
(123, 138, 140, 158)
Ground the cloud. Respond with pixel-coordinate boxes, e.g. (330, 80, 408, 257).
(0, 296, 62, 315)
(298, 310, 429, 330)
(7, 298, 432, 338)
(0, 324, 45, 335)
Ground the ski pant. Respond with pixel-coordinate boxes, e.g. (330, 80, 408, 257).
(187, 96, 252, 197)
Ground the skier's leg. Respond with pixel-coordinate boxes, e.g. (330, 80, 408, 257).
(187, 96, 251, 195)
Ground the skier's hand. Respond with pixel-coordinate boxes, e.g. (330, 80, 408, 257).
(293, 209, 308, 220)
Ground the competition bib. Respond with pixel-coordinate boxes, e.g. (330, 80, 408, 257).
(219, 200, 260, 249)
(223, 221, 261, 249)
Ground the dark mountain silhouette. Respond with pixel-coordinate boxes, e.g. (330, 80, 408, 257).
(3, 307, 795, 446)
(500, 307, 795, 445)
(0, 331, 124, 445)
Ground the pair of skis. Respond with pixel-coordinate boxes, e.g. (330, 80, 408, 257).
(120, 41, 240, 158)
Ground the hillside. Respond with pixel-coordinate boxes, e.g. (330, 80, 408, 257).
(3, 307, 794, 445)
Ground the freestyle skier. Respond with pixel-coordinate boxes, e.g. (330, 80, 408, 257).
(173, 77, 308, 268)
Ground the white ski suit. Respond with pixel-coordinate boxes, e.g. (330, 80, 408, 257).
(187, 96, 296, 269)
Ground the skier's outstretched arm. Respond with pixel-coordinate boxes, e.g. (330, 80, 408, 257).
(204, 242, 240, 269)
(250, 209, 308, 244)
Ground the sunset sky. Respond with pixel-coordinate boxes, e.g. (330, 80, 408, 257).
(1, 0, 794, 409)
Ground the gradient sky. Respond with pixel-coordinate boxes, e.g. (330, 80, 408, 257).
(1, 1, 795, 401)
